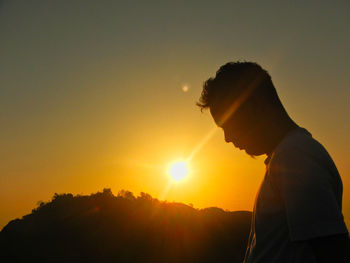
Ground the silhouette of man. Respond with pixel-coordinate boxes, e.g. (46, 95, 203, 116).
(197, 62, 350, 263)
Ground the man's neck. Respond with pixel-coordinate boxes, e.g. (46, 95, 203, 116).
(265, 116, 299, 155)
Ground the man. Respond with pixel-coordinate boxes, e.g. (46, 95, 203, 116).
(197, 62, 349, 262)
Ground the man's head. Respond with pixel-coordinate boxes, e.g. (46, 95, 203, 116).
(197, 62, 288, 156)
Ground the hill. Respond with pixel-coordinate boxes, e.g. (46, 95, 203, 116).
(0, 189, 251, 263)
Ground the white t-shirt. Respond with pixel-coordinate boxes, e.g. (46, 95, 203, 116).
(244, 127, 348, 263)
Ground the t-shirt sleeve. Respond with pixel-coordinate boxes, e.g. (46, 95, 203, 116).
(270, 146, 348, 242)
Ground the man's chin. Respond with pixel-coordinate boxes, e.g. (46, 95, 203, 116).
(233, 143, 265, 157)
(244, 148, 264, 157)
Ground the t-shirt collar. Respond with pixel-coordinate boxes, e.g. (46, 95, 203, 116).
(264, 154, 272, 165)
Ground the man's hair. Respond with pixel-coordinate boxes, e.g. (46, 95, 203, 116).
(197, 62, 282, 113)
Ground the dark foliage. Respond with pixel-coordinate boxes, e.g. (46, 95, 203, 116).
(0, 189, 251, 263)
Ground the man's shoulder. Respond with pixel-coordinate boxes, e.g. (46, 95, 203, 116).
(269, 127, 334, 172)
(275, 128, 326, 158)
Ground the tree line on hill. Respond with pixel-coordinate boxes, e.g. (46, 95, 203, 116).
(0, 189, 252, 263)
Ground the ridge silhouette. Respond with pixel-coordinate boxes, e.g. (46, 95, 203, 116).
(0, 189, 251, 263)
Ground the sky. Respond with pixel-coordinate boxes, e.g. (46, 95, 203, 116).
(1, 1, 349, 230)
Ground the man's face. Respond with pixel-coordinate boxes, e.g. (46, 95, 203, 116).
(210, 99, 266, 156)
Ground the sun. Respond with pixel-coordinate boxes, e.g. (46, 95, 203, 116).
(168, 160, 189, 182)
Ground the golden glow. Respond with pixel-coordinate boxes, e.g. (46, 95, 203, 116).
(187, 126, 218, 162)
(168, 160, 189, 182)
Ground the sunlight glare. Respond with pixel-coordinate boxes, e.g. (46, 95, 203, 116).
(168, 160, 189, 182)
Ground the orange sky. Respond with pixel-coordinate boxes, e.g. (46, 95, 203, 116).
(1, 1, 349, 230)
